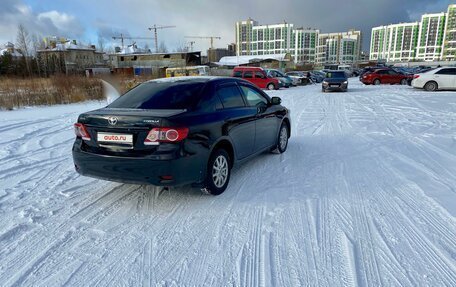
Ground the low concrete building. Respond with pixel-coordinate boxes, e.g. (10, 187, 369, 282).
(108, 51, 202, 77)
(37, 39, 105, 74)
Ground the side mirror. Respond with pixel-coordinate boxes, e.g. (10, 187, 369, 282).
(271, 97, 281, 105)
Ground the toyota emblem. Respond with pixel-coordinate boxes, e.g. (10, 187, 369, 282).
(108, 116, 118, 125)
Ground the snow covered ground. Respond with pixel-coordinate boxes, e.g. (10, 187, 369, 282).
(0, 79, 455, 286)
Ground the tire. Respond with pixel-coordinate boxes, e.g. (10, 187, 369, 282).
(203, 149, 231, 195)
(274, 123, 289, 153)
(400, 79, 407, 85)
(424, 81, 437, 92)
(322, 88, 326, 93)
(373, 79, 381, 85)
(267, 83, 275, 90)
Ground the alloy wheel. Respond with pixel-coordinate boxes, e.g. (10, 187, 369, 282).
(212, 155, 228, 188)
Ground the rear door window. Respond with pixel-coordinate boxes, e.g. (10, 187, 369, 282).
(108, 82, 204, 109)
(244, 71, 253, 78)
(254, 71, 265, 78)
(435, 68, 456, 75)
(216, 84, 245, 109)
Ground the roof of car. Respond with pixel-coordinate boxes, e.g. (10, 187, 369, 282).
(148, 76, 218, 84)
(233, 66, 264, 70)
(147, 76, 252, 86)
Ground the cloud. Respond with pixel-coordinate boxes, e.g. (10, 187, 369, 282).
(0, 0, 84, 45)
(1, 0, 453, 53)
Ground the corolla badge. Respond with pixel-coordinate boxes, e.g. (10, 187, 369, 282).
(108, 116, 118, 125)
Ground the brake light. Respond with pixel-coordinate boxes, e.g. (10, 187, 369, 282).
(74, 123, 91, 141)
(413, 75, 420, 79)
(144, 127, 189, 145)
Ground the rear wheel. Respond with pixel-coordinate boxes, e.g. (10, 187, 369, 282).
(267, 83, 275, 90)
(424, 81, 437, 91)
(203, 149, 231, 195)
(373, 79, 381, 85)
(400, 79, 408, 85)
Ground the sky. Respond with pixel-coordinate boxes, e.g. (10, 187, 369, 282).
(1, 0, 454, 54)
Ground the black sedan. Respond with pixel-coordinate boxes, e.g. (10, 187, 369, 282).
(73, 77, 291, 195)
(322, 71, 348, 92)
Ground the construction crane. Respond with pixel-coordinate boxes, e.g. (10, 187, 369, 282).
(148, 25, 176, 53)
(112, 33, 154, 50)
(185, 36, 221, 50)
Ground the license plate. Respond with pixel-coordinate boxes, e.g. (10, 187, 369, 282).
(330, 84, 339, 87)
(97, 132, 133, 144)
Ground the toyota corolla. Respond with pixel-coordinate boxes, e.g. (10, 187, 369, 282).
(72, 77, 291, 195)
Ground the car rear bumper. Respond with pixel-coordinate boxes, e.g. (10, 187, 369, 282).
(72, 141, 204, 186)
(411, 78, 425, 88)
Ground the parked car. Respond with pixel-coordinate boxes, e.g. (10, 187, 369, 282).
(358, 66, 382, 79)
(393, 68, 415, 85)
(285, 71, 309, 85)
(310, 71, 325, 83)
(72, 77, 291, 195)
(360, 68, 412, 85)
(411, 67, 456, 91)
(232, 66, 279, 90)
(265, 69, 293, 88)
(322, 71, 348, 92)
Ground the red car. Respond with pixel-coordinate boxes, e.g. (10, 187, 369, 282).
(232, 66, 279, 90)
(360, 69, 412, 85)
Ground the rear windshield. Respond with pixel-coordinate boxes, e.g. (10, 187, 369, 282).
(108, 81, 205, 109)
(326, 72, 346, 78)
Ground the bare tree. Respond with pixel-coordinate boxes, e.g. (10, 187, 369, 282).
(158, 41, 168, 53)
(174, 40, 188, 53)
(144, 43, 150, 53)
(16, 24, 32, 76)
(31, 34, 46, 77)
(97, 33, 105, 53)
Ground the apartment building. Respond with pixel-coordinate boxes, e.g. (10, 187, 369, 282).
(235, 19, 361, 65)
(416, 12, 447, 61)
(316, 30, 362, 65)
(294, 29, 319, 63)
(443, 4, 456, 61)
(370, 4, 456, 62)
(370, 22, 419, 62)
(236, 19, 295, 56)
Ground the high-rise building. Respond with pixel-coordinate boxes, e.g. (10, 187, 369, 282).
(236, 19, 295, 56)
(443, 4, 456, 61)
(370, 23, 419, 62)
(316, 30, 362, 65)
(416, 12, 447, 61)
(293, 28, 319, 63)
(235, 19, 362, 65)
(370, 4, 456, 62)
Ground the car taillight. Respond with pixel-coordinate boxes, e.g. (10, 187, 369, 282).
(413, 75, 420, 79)
(74, 123, 91, 141)
(144, 127, 189, 145)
